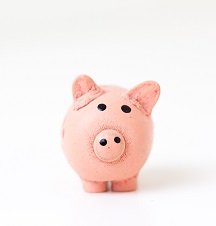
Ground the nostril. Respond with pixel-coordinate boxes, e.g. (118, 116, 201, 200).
(114, 137, 121, 143)
(99, 139, 107, 146)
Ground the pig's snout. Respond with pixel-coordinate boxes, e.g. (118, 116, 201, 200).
(94, 130, 125, 162)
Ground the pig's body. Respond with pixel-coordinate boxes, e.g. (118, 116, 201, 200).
(62, 75, 160, 192)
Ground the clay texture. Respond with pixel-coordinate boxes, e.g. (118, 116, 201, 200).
(62, 75, 160, 192)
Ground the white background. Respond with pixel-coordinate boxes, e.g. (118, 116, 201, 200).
(0, 0, 216, 225)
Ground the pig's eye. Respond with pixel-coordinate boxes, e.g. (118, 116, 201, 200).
(121, 105, 131, 113)
(97, 103, 106, 111)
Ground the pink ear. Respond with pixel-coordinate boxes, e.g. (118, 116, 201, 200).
(72, 75, 104, 110)
(125, 81, 160, 116)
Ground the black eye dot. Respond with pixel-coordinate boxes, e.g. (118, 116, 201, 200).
(99, 139, 107, 146)
(97, 104, 106, 111)
(121, 105, 131, 113)
(114, 137, 121, 143)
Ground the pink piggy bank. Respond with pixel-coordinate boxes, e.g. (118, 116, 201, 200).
(62, 75, 160, 192)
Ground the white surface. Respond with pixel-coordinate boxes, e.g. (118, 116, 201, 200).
(0, 0, 216, 225)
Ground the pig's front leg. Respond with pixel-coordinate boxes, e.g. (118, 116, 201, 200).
(111, 176, 137, 192)
(82, 179, 108, 193)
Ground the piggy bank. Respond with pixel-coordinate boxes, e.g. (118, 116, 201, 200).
(62, 75, 160, 192)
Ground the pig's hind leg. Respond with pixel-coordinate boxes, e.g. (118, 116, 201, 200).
(111, 176, 137, 192)
(82, 179, 108, 193)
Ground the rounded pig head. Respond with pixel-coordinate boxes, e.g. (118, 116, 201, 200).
(62, 74, 160, 192)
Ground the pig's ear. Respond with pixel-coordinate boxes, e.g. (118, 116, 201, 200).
(124, 81, 160, 116)
(72, 75, 104, 110)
